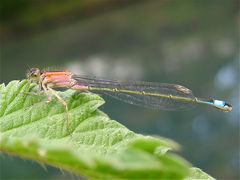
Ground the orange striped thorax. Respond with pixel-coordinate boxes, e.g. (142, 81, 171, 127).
(41, 71, 88, 90)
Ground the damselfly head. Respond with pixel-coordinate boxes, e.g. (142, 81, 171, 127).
(27, 68, 41, 82)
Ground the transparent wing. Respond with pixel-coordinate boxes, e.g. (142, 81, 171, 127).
(72, 75, 197, 110)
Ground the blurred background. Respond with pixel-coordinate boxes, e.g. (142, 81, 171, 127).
(0, 0, 239, 179)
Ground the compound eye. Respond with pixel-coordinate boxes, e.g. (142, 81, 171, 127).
(27, 68, 41, 81)
(30, 68, 40, 76)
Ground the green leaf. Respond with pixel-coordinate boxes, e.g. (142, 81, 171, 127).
(184, 168, 215, 180)
(0, 80, 212, 179)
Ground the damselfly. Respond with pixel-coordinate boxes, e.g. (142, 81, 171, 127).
(27, 68, 232, 112)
